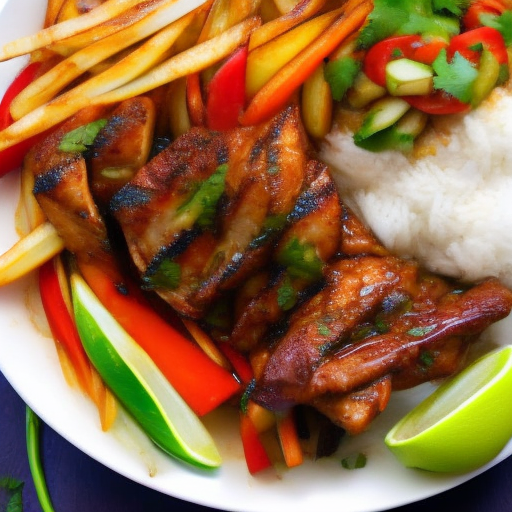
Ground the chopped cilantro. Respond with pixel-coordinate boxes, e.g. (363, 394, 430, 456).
(419, 350, 436, 367)
(357, 0, 463, 49)
(276, 237, 323, 281)
(177, 163, 228, 229)
(59, 119, 107, 153)
(324, 57, 361, 101)
(277, 275, 297, 311)
(341, 452, 367, 469)
(432, 48, 478, 102)
(0, 477, 24, 512)
(317, 322, 332, 337)
(407, 324, 437, 336)
(142, 259, 181, 290)
(481, 10, 512, 46)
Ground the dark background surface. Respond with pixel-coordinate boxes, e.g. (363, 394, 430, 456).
(1, 369, 512, 512)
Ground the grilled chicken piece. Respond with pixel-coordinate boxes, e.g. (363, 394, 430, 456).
(230, 164, 343, 351)
(112, 105, 312, 318)
(90, 96, 156, 208)
(28, 104, 114, 265)
(252, 269, 512, 431)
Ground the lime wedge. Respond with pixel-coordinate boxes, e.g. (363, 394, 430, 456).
(385, 345, 512, 473)
(71, 272, 222, 470)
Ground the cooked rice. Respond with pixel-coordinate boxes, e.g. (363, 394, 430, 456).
(320, 87, 512, 288)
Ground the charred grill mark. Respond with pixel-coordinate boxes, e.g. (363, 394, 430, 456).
(33, 156, 81, 195)
(287, 178, 336, 223)
(110, 184, 152, 212)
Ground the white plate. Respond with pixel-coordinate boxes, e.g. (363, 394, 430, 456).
(0, 2, 511, 511)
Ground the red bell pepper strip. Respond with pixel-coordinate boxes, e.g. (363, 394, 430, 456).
(447, 26, 509, 65)
(463, 0, 509, 30)
(39, 259, 94, 396)
(206, 45, 248, 131)
(239, 412, 272, 474)
(218, 341, 254, 385)
(403, 90, 471, 114)
(0, 62, 44, 177)
(78, 262, 241, 416)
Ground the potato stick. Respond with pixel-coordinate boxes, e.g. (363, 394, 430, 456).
(48, 0, 167, 56)
(0, 12, 195, 152)
(198, 0, 261, 43)
(94, 16, 261, 105)
(249, 0, 328, 50)
(44, 0, 68, 28)
(0, 0, 179, 62)
(240, 1, 371, 126)
(10, 0, 209, 120)
(0, 222, 65, 286)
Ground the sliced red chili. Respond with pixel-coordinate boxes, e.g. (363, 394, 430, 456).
(463, 0, 509, 30)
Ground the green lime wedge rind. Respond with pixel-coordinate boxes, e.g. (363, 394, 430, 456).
(385, 345, 512, 473)
(70, 272, 222, 470)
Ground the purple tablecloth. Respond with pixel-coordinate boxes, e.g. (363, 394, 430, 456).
(1, 369, 511, 512)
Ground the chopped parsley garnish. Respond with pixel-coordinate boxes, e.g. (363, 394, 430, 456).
(317, 322, 332, 337)
(240, 379, 256, 414)
(59, 119, 107, 153)
(276, 237, 323, 281)
(432, 48, 479, 102)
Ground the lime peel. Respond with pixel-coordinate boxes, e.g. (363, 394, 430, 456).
(385, 345, 512, 473)
(71, 272, 222, 470)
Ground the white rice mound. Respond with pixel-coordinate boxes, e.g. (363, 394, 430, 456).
(320, 87, 512, 289)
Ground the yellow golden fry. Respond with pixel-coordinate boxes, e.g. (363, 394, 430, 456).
(48, 0, 167, 56)
(0, 222, 65, 287)
(15, 164, 47, 237)
(44, 0, 67, 28)
(198, 0, 261, 43)
(0, 11, 195, 152)
(10, 0, 209, 120)
(182, 319, 232, 371)
(301, 61, 332, 139)
(273, 0, 301, 14)
(95, 16, 260, 103)
(249, 0, 328, 50)
(0, 0, 168, 62)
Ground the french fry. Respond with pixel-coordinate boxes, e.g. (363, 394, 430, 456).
(240, 0, 372, 126)
(0, 11, 196, 152)
(44, 0, 67, 27)
(0, 0, 155, 62)
(246, 6, 342, 98)
(249, 0, 329, 50)
(10, 0, 209, 120)
(0, 222, 64, 286)
(48, 0, 167, 56)
(85, 16, 261, 106)
(274, 0, 302, 14)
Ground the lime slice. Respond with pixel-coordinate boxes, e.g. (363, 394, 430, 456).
(71, 272, 222, 470)
(385, 345, 512, 473)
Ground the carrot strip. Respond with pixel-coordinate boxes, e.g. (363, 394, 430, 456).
(240, 0, 372, 126)
(186, 72, 206, 126)
(277, 409, 304, 468)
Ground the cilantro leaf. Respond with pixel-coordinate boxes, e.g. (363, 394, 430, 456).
(0, 477, 24, 512)
(277, 275, 297, 311)
(59, 119, 107, 153)
(432, 48, 478, 102)
(324, 57, 361, 101)
(481, 10, 512, 46)
(432, 0, 469, 17)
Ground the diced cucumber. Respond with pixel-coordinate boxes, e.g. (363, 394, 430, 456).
(354, 108, 428, 152)
(471, 49, 500, 108)
(386, 58, 434, 96)
(354, 96, 411, 142)
(347, 71, 387, 109)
